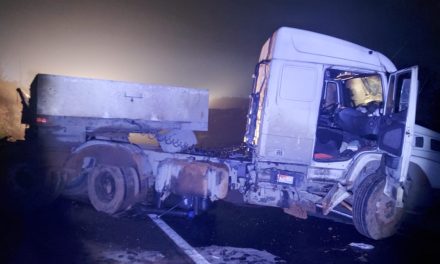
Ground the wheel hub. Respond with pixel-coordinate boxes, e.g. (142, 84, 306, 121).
(375, 194, 397, 224)
(96, 172, 116, 202)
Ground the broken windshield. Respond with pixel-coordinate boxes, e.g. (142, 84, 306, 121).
(344, 75, 382, 107)
(342, 74, 382, 108)
(324, 69, 383, 109)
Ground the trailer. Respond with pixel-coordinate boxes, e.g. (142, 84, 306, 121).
(9, 27, 440, 240)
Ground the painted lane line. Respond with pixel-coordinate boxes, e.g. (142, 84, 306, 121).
(148, 214, 210, 264)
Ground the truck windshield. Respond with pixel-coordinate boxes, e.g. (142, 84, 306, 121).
(324, 69, 383, 109)
(343, 75, 382, 108)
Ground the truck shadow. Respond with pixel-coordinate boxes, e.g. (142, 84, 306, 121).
(0, 149, 90, 264)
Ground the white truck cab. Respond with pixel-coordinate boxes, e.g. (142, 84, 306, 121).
(243, 27, 437, 239)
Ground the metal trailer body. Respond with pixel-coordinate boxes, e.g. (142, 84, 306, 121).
(25, 74, 208, 160)
(19, 74, 210, 213)
(32, 74, 209, 130)
(29, 74, 208, 134)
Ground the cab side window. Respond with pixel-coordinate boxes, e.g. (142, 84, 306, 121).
(322, 82, 338, 109)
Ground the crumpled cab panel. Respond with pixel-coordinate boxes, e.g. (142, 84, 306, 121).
(256, 61, 322, 165)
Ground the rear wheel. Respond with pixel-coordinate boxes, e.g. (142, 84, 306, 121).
(87, 165, 141, 214)
(7, 162, 65, 208)
(62, 169, 89, 199)
(353, 172, 403, 240)
(88, 165, 126, 214)
(400, 165, 433, 231)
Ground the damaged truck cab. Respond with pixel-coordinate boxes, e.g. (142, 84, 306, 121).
(241, 28, 428, 239)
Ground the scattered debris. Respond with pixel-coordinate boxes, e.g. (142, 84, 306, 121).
(98, 249, 165, 263)
(349, 242, 374, 250)
(84, 241, 165, 264)
(197, 245, 286, 264)
(330, 247, 347, 252)
(357, 254, 369, 262)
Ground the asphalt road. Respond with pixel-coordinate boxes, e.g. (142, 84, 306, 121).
(1, 173, 438, 264)
(1, 197, 439, 264)
(162, 201, 440, 264)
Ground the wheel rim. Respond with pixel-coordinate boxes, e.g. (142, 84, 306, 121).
(95, 171, 116, 203)
(353, 172, 404, 240)
(88, 165, 125, 214)
(366, 179, 403, 239)
(375, 192, 399, 224)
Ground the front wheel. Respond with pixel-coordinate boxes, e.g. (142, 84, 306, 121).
(353, 172, 403, 240)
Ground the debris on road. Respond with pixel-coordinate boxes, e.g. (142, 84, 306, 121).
(85, 240, 165, 264)
(349, 242, 374, 250)
(148, 214, 210, 264)
(197, 245, 286, 264)
(356, 254, 369, 262)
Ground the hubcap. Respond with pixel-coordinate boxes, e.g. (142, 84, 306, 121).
(376, 194, 397, 224)
(95, 171, 116, 202)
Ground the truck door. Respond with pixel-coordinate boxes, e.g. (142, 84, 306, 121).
(379, 66, 418, 200)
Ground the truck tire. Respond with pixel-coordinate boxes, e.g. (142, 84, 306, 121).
(62, 169, 89, 199)
(88, 165, 126, 214)
(400, 164, 433, 231)
(7, 163, 39, 197)
(352, 171, 403, 240)
(7, 163, 65, 210)
(42, 168, 66, 201)
(404, 164, 432, 212)
(7, 162, 42, 210)
(121, 166, 141, 203)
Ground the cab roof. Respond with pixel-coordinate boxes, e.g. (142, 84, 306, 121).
(260, 27, 396, 73)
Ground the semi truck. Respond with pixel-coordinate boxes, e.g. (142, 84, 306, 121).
(6, 27, 440, 240)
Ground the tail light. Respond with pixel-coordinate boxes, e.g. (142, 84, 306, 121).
(35, 117, 48, 124)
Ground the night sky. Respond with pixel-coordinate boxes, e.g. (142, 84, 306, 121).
(1, 0, 439, 137)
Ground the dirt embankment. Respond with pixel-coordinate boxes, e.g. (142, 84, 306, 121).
(0, 74, 25, 139)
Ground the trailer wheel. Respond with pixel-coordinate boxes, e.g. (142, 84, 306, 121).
(120, 166, 140, 209)
(62, 169, 89, 198)
(353, 172, 403, 240)
(7, 163, 65, 209)
(7, 162, 39, 196)
(88, 165, 126, 214)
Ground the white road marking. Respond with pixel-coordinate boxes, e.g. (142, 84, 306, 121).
(148, 214, 210, 264)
